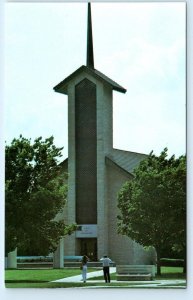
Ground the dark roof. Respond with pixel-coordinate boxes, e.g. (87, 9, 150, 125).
(59, 157, 68, 170)
(105, 156, 133, 177)
(53, 65, 127, 95)
(59, 149, 146, 176)
(106, 148, 147, 175)
(87, 3, 94, 69)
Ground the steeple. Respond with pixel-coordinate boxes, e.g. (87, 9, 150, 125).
(54, 2, 126, 95)
(86, 2, 94, 69)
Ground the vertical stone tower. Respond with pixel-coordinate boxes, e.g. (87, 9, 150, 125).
(53, 3, 155, 266)
(54, 3, 126, 260)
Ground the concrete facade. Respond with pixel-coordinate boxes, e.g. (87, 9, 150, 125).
(5, 249, 17, 269)
(106, 159, 155, 264)
(52, 3, 156, 265)
(53, 67, 155, 265)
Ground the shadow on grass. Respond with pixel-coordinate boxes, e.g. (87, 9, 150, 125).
(156, 273, 186, 280)
(88, 273, 186, 281)
(5, 281, 186, 289)
(6, 280, 48, 283)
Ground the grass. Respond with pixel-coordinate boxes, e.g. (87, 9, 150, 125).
(156, 267, 186, 279)
(88, 267, 186, 281)
(4, 266, 186, 288)
(160, 266, 184, 274)
(5, 268, 81, 282)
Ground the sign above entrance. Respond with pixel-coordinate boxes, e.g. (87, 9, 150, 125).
(76, 224, 97, 238)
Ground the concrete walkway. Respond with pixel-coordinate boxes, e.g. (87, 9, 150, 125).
(51, 268, 186, 288)
(52, 267, 116, 283)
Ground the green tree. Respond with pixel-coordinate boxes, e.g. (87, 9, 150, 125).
(117, 148, 186, 275)
(5, 135, 76, 256)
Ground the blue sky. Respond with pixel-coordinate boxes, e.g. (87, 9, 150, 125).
(5, 1, 186, 159)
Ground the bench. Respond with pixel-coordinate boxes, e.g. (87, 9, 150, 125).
(116, 265, 156, 281)
(63, 256, 83, 262)
(17, 256, 53, 262)
(18, 255, 83, 262)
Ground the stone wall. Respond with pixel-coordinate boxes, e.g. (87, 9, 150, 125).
(106, 161, 156, 264)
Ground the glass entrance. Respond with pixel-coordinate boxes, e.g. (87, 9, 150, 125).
(80, 238, 97, 261)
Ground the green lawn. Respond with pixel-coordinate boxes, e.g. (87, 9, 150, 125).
(88, 267, 185, 281)
(5, 268, 99, 283)
(5, 268, 81, 283)
(5, 266, 186, 288)
(160, 266, 184, 273)
(156, 267, 186, 279)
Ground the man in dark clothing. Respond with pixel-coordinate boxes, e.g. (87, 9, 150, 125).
(100, 255, 113, 283)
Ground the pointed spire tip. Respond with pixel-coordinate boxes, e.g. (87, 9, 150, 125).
(86, 2, 94, 69)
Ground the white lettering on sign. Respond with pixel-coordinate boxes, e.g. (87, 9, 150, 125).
(76, 224, 97, 238)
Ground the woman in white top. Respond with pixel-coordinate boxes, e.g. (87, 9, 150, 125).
(81, 255, 89, 283)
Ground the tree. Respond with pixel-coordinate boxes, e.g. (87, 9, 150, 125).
(117, 148, 186, 275)
(5, 135, 76, 256)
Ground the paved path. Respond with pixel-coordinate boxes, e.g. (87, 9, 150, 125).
(52, 267, 116, 283)
(51, 268, 186, 288)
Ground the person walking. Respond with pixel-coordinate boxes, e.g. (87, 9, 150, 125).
(100, 255, 112, 283)
(80, 255, 89, 283)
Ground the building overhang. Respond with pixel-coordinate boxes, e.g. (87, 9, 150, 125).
(53, 65, 127, 95)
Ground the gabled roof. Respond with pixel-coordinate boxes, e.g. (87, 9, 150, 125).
(53, 65, 127, 95)
(59, 157, 68, 170)
(59, 149, 147, 176)
(106, 148, 147, 175)
(105, 156, 133, 177)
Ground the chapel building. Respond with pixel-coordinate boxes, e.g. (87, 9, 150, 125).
(53, 3, 155, 266)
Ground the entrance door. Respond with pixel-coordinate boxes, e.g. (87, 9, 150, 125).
(80, 238, 97, 261)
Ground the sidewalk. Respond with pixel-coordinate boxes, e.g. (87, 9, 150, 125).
(51, 268, 186, 288)
(51, 267, 116, 283)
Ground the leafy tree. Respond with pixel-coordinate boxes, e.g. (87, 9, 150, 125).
(117, 148, 186, 275)
(5, 135, 76, 256)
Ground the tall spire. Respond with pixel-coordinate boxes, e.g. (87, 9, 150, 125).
(87, 2, 94, 69)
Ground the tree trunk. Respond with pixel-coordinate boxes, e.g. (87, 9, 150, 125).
(183, 253, 186, 274)
(156, 249, 161, 276)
